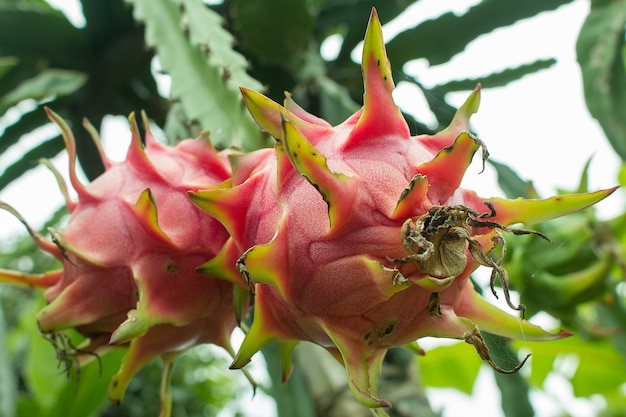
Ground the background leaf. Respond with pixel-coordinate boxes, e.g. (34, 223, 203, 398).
(0, 303, 17, 417)
(513, 336, 625, 397)
(0, 136, 64, 191)
(433, 59, 557, 92)
(126, 0, 266, 149)
(231, 0, 312, 68)
(0, 69, 87, 115)
(386, 0, 573, 67)
(576, 0, 626, 160)
(418, 342, 482, 394)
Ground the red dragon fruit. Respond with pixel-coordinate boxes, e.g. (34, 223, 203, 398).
(190, 9, 616, 413)
(0, 110, 245, 415)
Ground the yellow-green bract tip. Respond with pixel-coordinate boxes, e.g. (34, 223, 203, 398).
(346, 7, 409, 149)
(490, 187, 619, 227)
(362, 8, 394, 93)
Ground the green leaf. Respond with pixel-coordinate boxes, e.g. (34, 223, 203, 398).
(47, 349, 127, 417)
(0, 56, 18, 80)
(576, 0, 626, 160)
(126, 0, 266, 149)
(0, 0, 59, 13)
(618, 163, 626, 187)
(482, 332, 534, 417)
(0, 135, 64, 192)
(594, 298, 626, 365)
(163, 101, 194, 145)
(262, 341, 316, 417)
(15, 293, 127, 416)
(232, 0, 312, 68)
(573, 157, 592, 194)
(386, 0, 572, 67)
(489, 159, 535, 199)
(0, 107, 49, 156)
(180, 0, 262, 93)
(20, 295, 63, 411)
(0, 306, 17, 417)
(512, 336, 625, 396)
(318, 76, 360, 125)
(0, 8, 85, 59)
(0, 69, 87, 115)
(418, 341, 482, 394)
(433, 59, 557, 92)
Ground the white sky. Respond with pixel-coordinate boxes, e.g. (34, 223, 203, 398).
(0, 1, 621, 417)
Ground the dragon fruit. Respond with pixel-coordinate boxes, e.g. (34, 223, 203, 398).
(0, 110, 244, 415)
(190, 8, 616, 413)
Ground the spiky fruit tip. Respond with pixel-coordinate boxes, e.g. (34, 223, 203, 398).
(192, 7, 616, 414)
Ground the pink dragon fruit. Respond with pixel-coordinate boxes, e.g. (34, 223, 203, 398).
(190, 9, 616, 413)
(0, 110, 245, 415)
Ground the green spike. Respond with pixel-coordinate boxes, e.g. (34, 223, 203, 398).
(525, 256, 613, 309)
(230, 292, 289, 369)
(284, 91, 331, 126)
(158, 353, 177, 417)
(363, 258, 410, 299)
(133, 189, 173, 245)
(226, 151, 248, 178)
(241, 87, 331, 143)
(455, 282, 572, 341)
(0, 201, 60, 257)
(281, 118, 357, 228)
(419, 85, 482, 152)
(411, 274, 457, 292)
(390, 174, 429, 220)
(275, 143, 293, 191)
(403, 341, 425, 356)
(108, 338, 181, 415)
(0, 268, 61, 289)
(440, 84, 481, 137)
(110, 309, 151, 345)
(126, 112, 155, 172)
(488, 187, 618, 227)
(108, 337, 151, 403)
(197, 238, 244, 284)
(240, 87, 286, 139)
(417, 132, 486, 204)
(38, 158, 76, 210)
(109, 277, 157, 344)
(82, 116, 113, 169)
(190, 179, 261, 247)
(361, 8, 394, 93)
(321, 321, 391, 409)
(233, 284, 250, 326)
(197, 238, 250, 324)
(279, 340, 299, 382)
(239, 237, 289, 292)
(44, 107, 90, 199)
